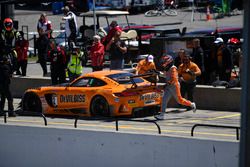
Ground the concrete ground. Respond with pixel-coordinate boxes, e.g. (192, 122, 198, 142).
(1, 98, 240, 141)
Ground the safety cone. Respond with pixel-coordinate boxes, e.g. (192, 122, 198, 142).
(206, 6, 211, 21)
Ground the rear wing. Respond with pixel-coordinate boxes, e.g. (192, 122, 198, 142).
(129, 71, 159, 88)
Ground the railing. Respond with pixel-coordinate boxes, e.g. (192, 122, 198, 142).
(74, 116, 161, 134)
(115, 118, 161, 134)
(2, 111, 47, 126)
(191, 123, 240, 140)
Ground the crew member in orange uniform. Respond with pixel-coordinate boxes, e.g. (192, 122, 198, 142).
(136, 55, 157, 82)
(178, 53, 201, 110)
(90, 35, 105, 71)
(155, 55, 196, 120)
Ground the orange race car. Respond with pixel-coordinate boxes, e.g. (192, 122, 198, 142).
(21, 70, 163, 117)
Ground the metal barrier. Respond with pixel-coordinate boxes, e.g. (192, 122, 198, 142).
(74, 117, 161, 134)
(191, 123, 240, 140)
(115, 118, 161, 134)
(2, 111, 48, 126)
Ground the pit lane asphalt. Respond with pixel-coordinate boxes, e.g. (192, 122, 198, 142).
(1, 98, 240, 141)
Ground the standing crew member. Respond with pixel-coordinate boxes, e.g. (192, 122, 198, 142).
(1, 18, 18, 73)
(37, 13, 52, 76)
(90, 35, 105, 72)
(0, 20, 17, 117)
(155, 55, 196, 120)
(67, 43, 83, 82)
(15, 31, 29, 76)
(0, 55, 16, 117)
(49, 41, 67, 85)
(102, 20, 122, 46)
(62, 6, 78, 48)
(214, 37, 233, 82)
(191, 38, 205, 84)
(106, 31, 127, 70)
(178, 54, 201, 110)
(1, 18, 17, 51)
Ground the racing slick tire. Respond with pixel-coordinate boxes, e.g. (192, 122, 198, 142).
(22, 92, 42, 113)
(90, 96, 110, 117)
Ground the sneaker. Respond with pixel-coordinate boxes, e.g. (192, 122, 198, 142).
(0, 112, 5, 117)
(8, 112, 17, 117)
(191, 102, 196, 113)
(154, 113, 164, 120)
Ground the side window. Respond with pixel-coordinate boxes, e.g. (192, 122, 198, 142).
(88, 78, 107, 87)
(71, 78, 89, 87)
(71, 77, 107, 87)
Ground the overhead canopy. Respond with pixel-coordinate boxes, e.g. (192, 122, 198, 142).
(80, 10, 129, 17)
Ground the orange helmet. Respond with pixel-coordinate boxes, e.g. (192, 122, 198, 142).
(3, 18, 13, 31)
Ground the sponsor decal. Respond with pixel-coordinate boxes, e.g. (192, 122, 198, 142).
(128, 100, 135, 104)
(140, 92, 159, 101)
(60, 94, 85, 103)
(144, 100, 156, 105)
(128, 99, 136, 107)
(52, 94, 58, 107)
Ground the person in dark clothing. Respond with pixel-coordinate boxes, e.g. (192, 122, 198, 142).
(0, 21, 17, 117)
(49, 41, 67, 85)
(37, 13, 52, 76)
(214, 37, 233, 82)
(106, 31, 127, 70)
(1, 18, 18, 74)
(191, 38, 205, 84)
(0, 58, 16, 117)
(174, 48, 185, 67)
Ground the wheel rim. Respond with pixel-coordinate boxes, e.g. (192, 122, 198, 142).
(91, 96, 110, 116)
(23, 93, 42, 113)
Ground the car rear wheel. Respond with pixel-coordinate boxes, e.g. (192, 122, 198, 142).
(90, 96, 110, 117)
(22, 92, 42, 113)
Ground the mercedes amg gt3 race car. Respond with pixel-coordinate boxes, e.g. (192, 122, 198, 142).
(21, 70, 163, 117)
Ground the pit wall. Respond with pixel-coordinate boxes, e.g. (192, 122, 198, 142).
(0, 125, 239, 167)
(11, 76, 241, 111)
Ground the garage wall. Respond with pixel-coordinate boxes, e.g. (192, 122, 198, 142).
(0, 125, 239, 167)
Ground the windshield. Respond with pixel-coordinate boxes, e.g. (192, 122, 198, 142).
(107, 73, 144, 84)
